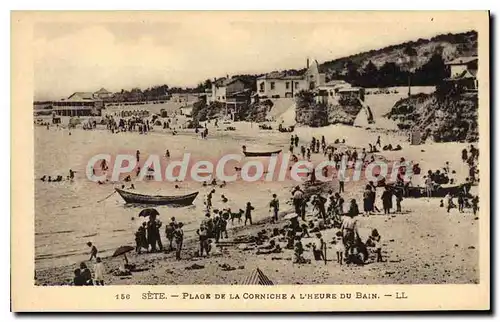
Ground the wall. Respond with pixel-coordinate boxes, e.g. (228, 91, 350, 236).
(258, 79, 306, 98)
(226, 80, 246, 96)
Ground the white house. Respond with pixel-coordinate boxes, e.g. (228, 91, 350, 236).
(256, 59, 326, 99)
(444, 56, 478, 91)
(208, 77, 248, 104)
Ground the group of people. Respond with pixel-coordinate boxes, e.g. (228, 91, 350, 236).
(104, 115, 153, 134)
(134, 215, 185, 259)
(280, 187, 383, 265)
(39, 169, 75, 183)
(72, 242, 105, 286)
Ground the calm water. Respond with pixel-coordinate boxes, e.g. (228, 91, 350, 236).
(34, 126, 292, 270)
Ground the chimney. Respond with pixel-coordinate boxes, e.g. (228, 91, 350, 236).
(307, 58, 310, 69)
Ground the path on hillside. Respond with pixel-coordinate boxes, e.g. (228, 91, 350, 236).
(268, 98, 296, 125)
(354, 93, 408, 129)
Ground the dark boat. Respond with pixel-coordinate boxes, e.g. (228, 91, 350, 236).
(243, 149, 282, 157)
(115, 188, 198, 206)
(386, 184, 466, 198)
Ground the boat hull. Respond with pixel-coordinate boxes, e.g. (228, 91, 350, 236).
(115, 188, 198, 206)
(243, 150, 282, 157)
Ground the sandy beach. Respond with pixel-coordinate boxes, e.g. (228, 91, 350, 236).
(34, 116, 479, 285)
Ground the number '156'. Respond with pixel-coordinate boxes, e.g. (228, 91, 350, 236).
(116, 294, 130, 300)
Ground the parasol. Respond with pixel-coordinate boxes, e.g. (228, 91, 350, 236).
(138, 208, 160, 218)
(112, 245, 134, 264)
(283, 213, 299, 220)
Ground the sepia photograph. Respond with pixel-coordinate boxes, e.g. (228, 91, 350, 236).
(11, 10, 490, 311)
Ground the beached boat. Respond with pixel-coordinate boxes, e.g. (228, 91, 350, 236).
(115, 188, 198, 206)
(243, 149, 282, 157)
(389, 184, 466, 198)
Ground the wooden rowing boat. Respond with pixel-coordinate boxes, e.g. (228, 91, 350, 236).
(243, 149, 282, 157)
(115, 188, 198, 206)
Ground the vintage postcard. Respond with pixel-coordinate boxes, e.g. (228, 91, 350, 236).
(11, 11, 490, 312)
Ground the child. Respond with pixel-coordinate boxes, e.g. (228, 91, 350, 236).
(293, 236, 305, 264)
(87, 242, 98, 261)
(444, 192, 454, 213)
(93, 257, 105, 286)
(79, 262, 93, 285)
(334, 230, 345, 265)
(472, 196, 479, 215)
(73, 269, 84, 286)
(312, 233, 324, 261)
(368, 229, 382, 262)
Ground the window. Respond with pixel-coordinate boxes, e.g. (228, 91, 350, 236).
(259, 82, 265, 92)
(222, 96, 225, 100)
(286, 82, 290, 89)
(270, 82, 275, 90)
(295, 82, 299, 89)
(309, 82, 315, 90)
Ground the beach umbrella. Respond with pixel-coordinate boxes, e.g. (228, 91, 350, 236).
(241, 268, 274, 285)
(138, 208, 160, 218)
(283, 213, 299, 220)
(112, 245, 134, 265)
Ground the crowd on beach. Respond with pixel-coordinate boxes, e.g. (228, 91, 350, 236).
(44, 122, 480, 286)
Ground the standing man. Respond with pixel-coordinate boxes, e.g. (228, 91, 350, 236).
(338, 170, 345, 194)
(245, 202, 255, 226)
(425, 175, 433, 198)
(381, 186, 393, 215)
(269, 194, 280, 223)
(292, 186, 304, 216)
(174, 222, 184, 260)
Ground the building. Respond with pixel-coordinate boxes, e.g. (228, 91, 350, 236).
(314, 80, 364, 105)
(179, 105, 193, 117)
(208, 77, 249, 104)
(337, 87, 365, 102)
(256, 59, 326, 99)
(170, 93, 202, 104)
(94, 88, 113, 100)
(206, 77, 252, 120)
(52, 91, 104, 117)
(444, 56, 478, 91)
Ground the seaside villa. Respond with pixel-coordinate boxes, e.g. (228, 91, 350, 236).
(443, 56, 478, 92)
(207, 76, 253, 120)
(256, 59, 326, 99)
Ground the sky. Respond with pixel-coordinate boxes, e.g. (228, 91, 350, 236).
(32, 13, 480, 100)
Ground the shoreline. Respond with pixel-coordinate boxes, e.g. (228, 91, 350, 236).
(34, 123, 479, 285)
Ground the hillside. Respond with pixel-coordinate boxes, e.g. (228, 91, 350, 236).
(319, 30, 477, 79)
(385, 89, 478, 143)
(215, 30, 477, 91)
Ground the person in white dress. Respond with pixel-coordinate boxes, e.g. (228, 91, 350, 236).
(93, 257, 105, 286)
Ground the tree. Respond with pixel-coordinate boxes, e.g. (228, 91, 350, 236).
(414, 54, 447, 86)
(403, 46, 418, 96)
(360, 60, 379, 87)
(344, 60, 360, 85)
(295, 90, 328, 127)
